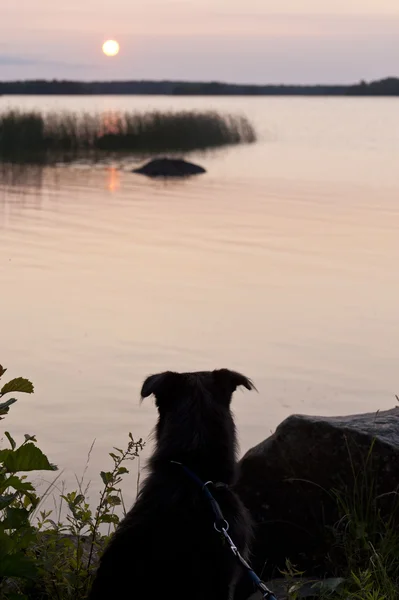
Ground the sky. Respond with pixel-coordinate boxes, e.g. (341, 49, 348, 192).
(1, 0, 399, 84)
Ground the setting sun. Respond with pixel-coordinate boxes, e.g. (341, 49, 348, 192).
(102, 40, 120, 57)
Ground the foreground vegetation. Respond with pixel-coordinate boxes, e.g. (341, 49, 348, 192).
(0, 364, 144, 599)
(1, 362, 398, 599)
(0, 109, 256, 163)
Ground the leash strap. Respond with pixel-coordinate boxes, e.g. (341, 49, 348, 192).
(171, 462, 227, 530)
(171, 461, 278, 600)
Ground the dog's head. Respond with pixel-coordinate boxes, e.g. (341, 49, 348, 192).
(141, 369, 255, 411)
(141, 369, 255, 475)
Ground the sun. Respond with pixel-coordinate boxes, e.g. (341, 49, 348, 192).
(102, 40, 120, 57)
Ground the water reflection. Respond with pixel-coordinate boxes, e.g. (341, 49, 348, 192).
(0, 155, 219, 205)
(0, 163, 45, 192)
(0, 163, 126, 203)
(107, 167, 120, 193)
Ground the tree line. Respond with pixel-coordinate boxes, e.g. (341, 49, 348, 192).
(0, 77, 398, 96)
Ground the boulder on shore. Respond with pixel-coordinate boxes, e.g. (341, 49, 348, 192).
(133, 158, 206, 178)
(235, 407, 399, 578)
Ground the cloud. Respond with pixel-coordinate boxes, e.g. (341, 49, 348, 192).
(0, 55, 38, 66)
(0, 54, 95, 69)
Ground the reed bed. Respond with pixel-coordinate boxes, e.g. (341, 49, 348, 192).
(0, 109, 256, 162)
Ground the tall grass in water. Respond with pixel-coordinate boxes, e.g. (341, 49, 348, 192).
(0, 109, 256, 162)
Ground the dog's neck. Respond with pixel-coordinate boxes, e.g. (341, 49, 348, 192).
(150, 434, 238, 485)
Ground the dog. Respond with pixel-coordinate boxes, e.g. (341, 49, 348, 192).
(89, 369, 255, 600)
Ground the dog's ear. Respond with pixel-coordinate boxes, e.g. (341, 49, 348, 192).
(213, 369, 256, 394)
(141, 371, 181, 404)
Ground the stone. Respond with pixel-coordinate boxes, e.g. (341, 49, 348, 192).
(235, 407, 399, 577)
(133, 158, 206, 177)
(247, 577, 345, 600)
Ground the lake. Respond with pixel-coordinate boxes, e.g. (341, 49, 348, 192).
(1, 95, 398, 505)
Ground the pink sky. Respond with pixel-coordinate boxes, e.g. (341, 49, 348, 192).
(1, 0, 399, 83)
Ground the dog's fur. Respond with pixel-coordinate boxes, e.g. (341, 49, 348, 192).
(89, 369, 255, 600)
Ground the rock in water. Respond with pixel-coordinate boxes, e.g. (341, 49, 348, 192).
(236, 407, 399, 577)
(133, 158, 206, 177)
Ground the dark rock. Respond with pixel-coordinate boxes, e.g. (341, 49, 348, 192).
(133, 158, 206, 177)
(236, 407, 399, 577)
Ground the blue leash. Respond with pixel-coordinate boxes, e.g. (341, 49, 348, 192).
(171, 461, 278, 600)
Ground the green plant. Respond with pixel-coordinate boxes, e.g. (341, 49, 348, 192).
(0, 364, 57, 597)
(338, 567, 392, 600)
(279, 559, 306, 599)
(278, 434, 399, 600)
(328, 436, 399, 597)
(0, 363, 145, 599)
(30, 433, 144, 599)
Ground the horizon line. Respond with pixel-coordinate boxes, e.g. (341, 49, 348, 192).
(0, 76, 397, 87)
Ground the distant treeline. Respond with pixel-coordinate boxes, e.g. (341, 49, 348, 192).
(345, 78, 399, 96)
(0, 77, 398, 96)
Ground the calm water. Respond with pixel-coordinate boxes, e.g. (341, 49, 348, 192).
(1, 96, 398, 504)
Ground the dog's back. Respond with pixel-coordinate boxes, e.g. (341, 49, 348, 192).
(89, 369, 255, 600)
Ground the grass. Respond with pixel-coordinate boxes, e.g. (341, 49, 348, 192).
(280, 436, 399, 600)
(326, 436, 399, 600)
(0, 109, 256, 163)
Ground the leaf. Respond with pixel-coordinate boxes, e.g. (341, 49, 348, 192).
(0, 443, 57, 473)
(1, 378, 34, 397)
(0, 365, 6, 378)
(0, 397, 17, 416)
(24, 434, 37, 443)
(1, 475, 34, 494)
(106, 495, 122, 507)
(68, 493, 84, 507)
(117, 467, 129, 476)
(23, 492, 39, 509)
(0, 552, 37, 580)
(47, 519, 59, 529)
(99, 513, 119, 525)
(0, 530, 13, 556)
(100, 471, 113, 485)
(62, 491, 77, 503)
(5, 431, 16, 450)
(0, 493, 18, 510)
(3, 507, 31, 529)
